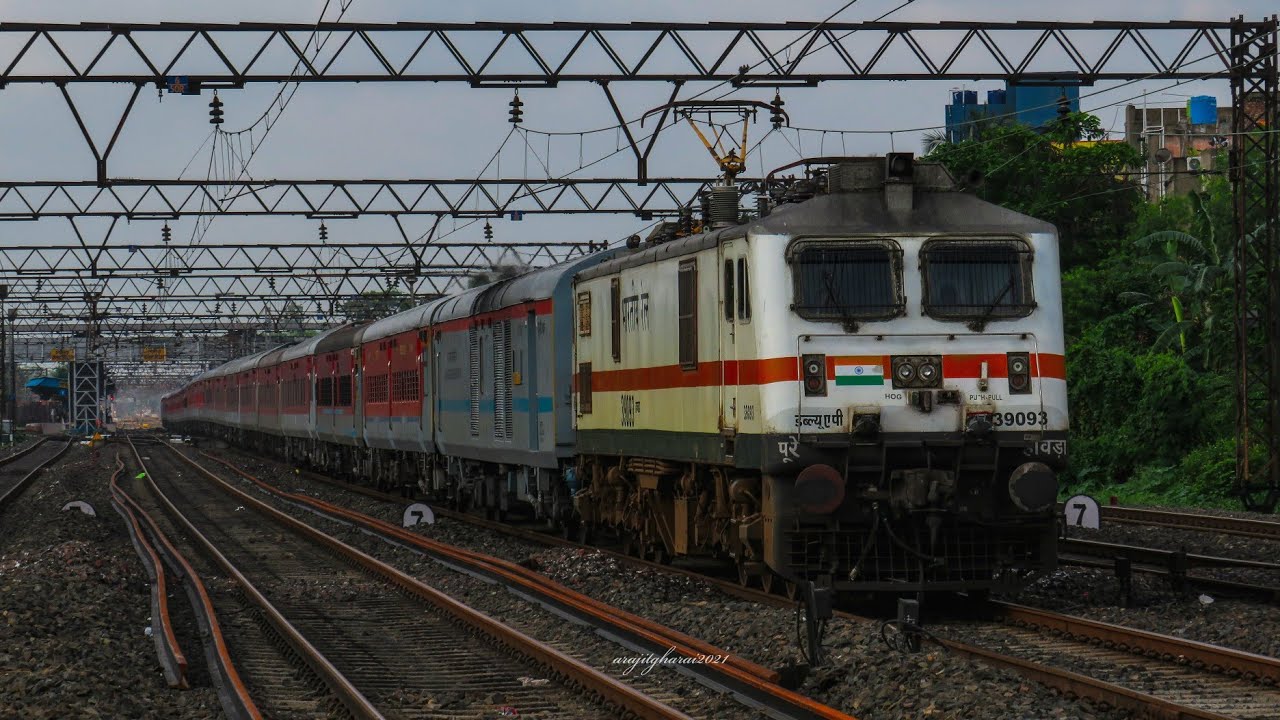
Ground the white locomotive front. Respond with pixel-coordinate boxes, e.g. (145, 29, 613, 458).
(573, 155, 1066, 595)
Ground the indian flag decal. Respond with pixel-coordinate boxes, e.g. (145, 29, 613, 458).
(834, 357, 885, 386)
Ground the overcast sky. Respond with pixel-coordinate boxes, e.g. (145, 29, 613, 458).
(0, 0, 1271, 278)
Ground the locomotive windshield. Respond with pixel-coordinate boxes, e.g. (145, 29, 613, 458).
(789, 239, 903, 321)
(921, 239, 1034, 323)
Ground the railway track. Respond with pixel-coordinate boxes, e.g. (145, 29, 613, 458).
(1057, 537, 1280, 601)
(123, 437, 814, 720)
(199, 443, 1280, 720)
(0, 437, 73, 511)
(182, 440, 859, 720)
(1098, 506, 1280, 541)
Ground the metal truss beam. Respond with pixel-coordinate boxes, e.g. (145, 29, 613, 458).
(0, 21, 1258, 86)
(0, 178, 716, 218)
(0, 238, 599, 278)
(1231, 18, 1280, 512)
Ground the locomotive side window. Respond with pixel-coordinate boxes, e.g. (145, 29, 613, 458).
(678, 259, 698, 369)
(789, 239, 903, 320)
(737, 258, 751, 323)
(921, 239, 1034, 323)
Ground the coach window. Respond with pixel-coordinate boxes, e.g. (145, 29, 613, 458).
(678, 259, 698, 369)
(723, 259, 734, 321)
(737, 257, 751, 323)
(921, 238, 1034, 329)
(789, 239, 904, 322)
(610, 277, 622, 362)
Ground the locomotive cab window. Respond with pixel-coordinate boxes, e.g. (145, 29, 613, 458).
(737, 258, 751, 322)
(788, 239, 904, 321)
(921, 238, 1035, 324)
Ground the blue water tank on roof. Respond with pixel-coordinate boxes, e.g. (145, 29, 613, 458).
(987, 89, 1007, 105)
(1188, 96, 1217, 126)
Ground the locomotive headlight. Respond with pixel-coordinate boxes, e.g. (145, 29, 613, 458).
(917, 361, 939, 386)
(895, 362, 915, 383)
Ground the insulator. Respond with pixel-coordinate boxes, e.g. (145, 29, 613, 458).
(483, 221, 494, 240)
(756, 194, 770, 218)
(1057, 94, 1070, 119)
(161, 224, 171, 242)
(318, 222, 328, 241)
(509, 92, 524, 125)
(209, 93, 224, 125)
(678, 207, 693, 235)
(770, 91, 785, 130)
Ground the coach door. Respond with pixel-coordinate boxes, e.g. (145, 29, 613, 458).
(719, 240, 743, 437)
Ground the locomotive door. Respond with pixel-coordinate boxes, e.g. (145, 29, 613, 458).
(719, 239, 741, 434)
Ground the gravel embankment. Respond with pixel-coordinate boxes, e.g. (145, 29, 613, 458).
(203, 445, 1130, 720)
(0, 442, 219, 719)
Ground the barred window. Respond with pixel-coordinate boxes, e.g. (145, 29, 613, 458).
(789, 239, 903, 321)
(391, 369, 419, 403)
(366, 374, 389, 404)
(921, 239, 1034, 323)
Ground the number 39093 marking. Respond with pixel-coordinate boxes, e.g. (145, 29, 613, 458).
(992, 411, 1048, 427)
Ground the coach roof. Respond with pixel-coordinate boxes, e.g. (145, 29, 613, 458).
(280, 323, 354, 363)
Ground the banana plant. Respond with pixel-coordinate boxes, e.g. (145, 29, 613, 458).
(1121, 191, 1235, 369)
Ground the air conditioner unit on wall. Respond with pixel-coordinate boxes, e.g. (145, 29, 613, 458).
(1187, 156, 1204, 172)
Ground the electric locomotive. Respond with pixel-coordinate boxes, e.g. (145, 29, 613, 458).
(570, 154, 1065, 596)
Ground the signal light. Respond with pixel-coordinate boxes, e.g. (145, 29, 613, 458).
(802, 354, 826, 397)
(509, 91, 524, 125)
(209, 93, 224, 125)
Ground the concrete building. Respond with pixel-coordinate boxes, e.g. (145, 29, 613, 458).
(1124, 97, 1231, 201)
(944, 81, 1081, 143)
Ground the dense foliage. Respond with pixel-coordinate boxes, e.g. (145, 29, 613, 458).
(927, 117, 1239, 507)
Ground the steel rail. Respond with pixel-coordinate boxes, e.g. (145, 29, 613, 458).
(0, 439, 71, 511)
(219, 448, 1276, 720)
(1099, 506, 1280, 541)
(125, 437, 387, 720)
(106, 453, 188, 690)
(114, 442, 262, 720)
(1059, 537, 1280, 572)
(992, 602, 1280, 685)
(146, 439, 696, 720)
(187, 445, 857, 720)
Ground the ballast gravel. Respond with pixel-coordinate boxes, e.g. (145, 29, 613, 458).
(206, 445, 1132, 720)
(0, 442, 219, 719)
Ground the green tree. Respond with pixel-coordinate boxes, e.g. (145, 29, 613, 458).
(925, 113, 1144, 268)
